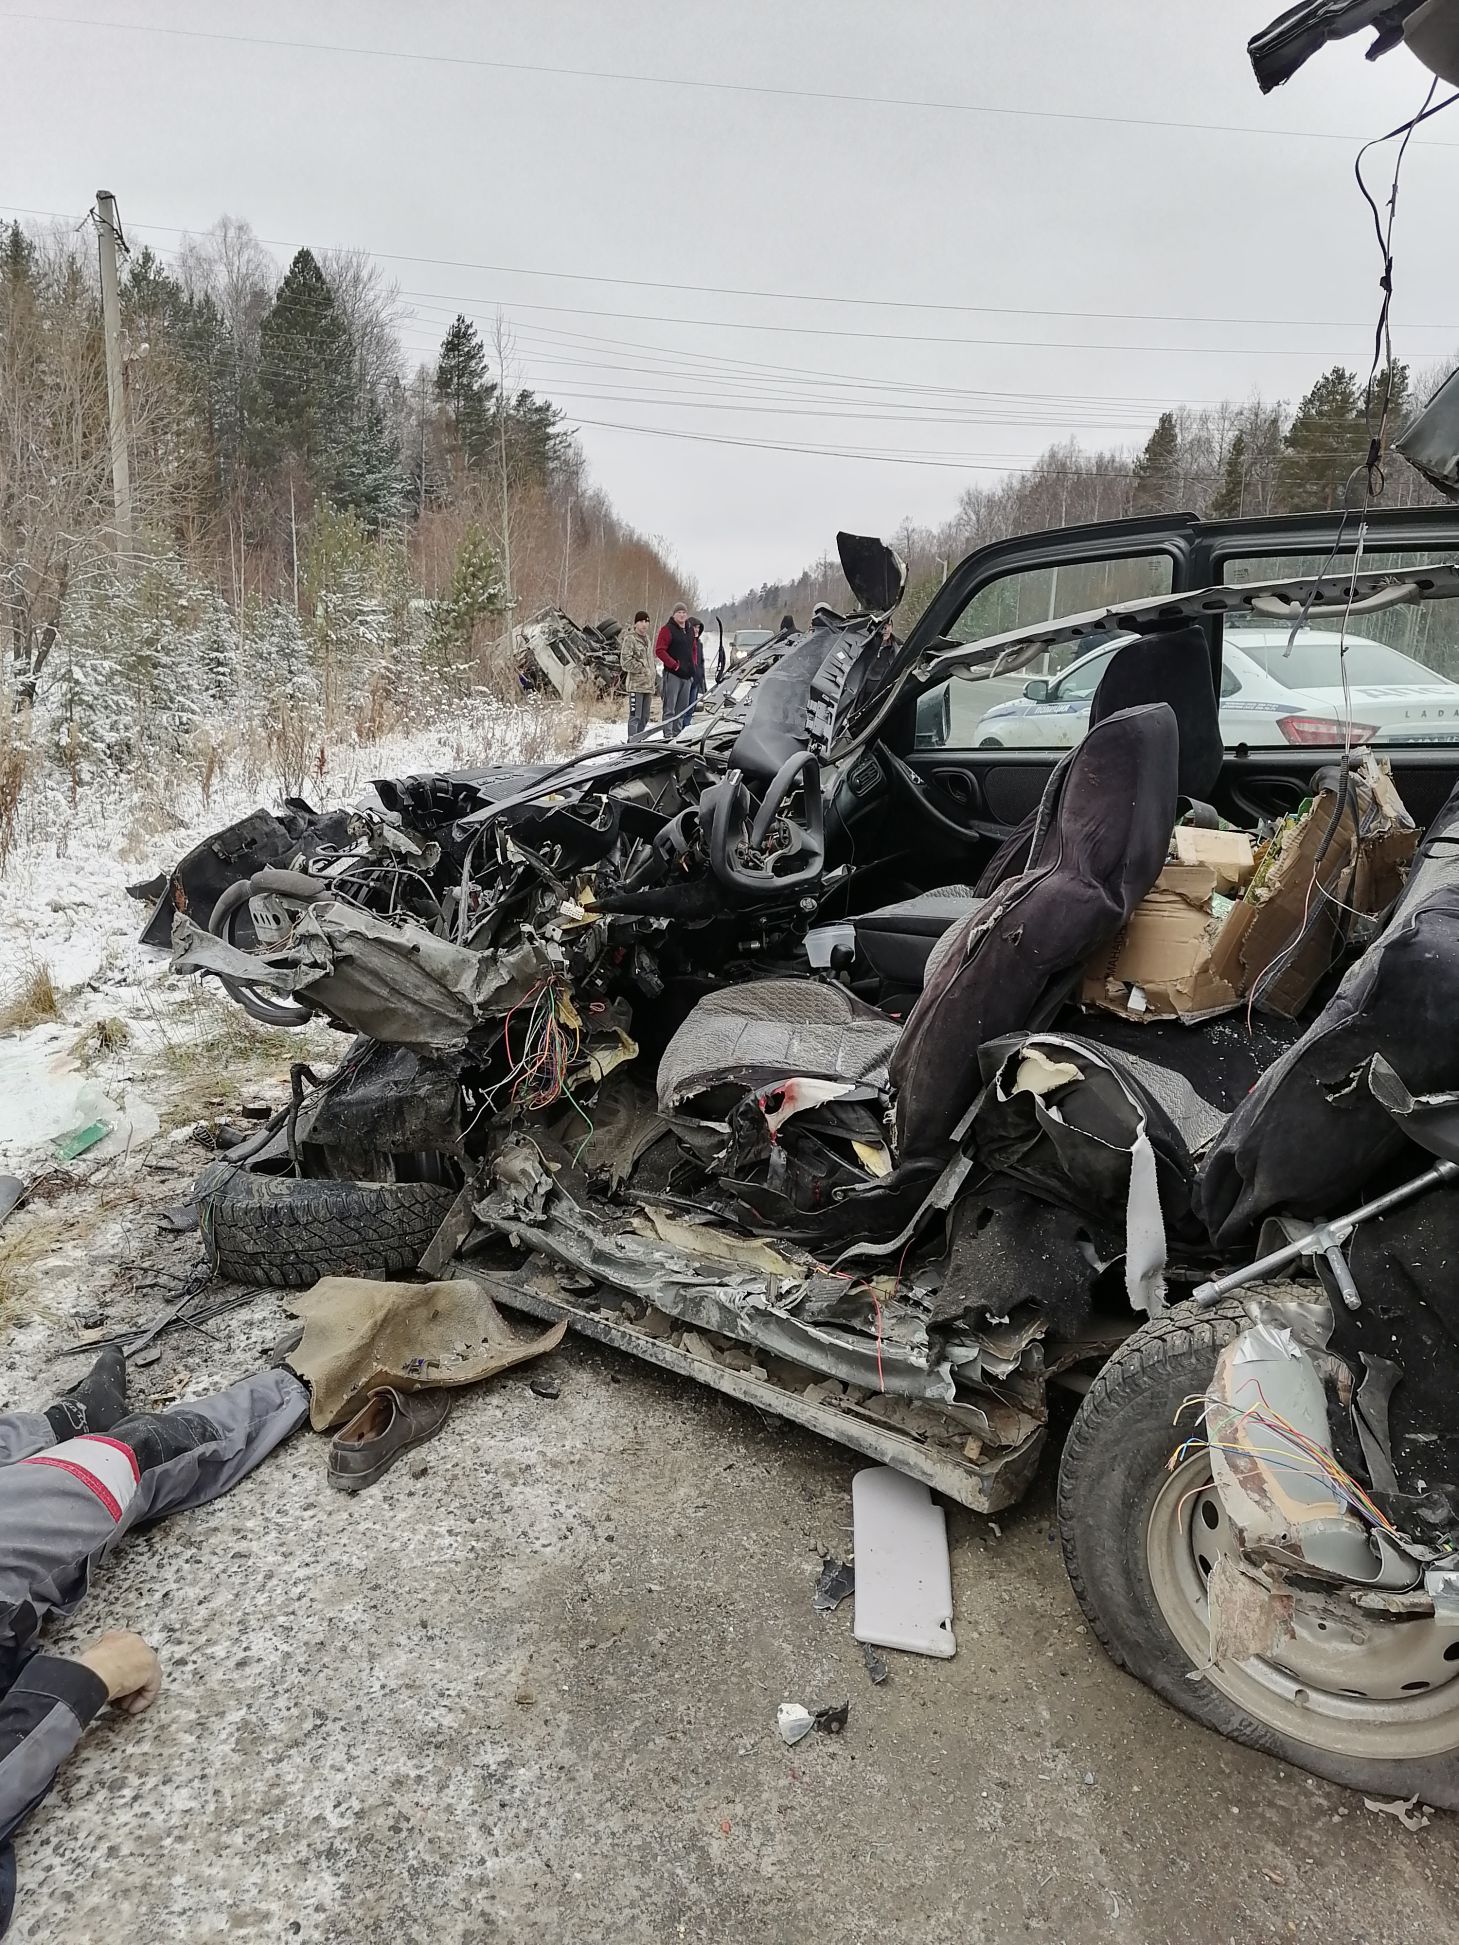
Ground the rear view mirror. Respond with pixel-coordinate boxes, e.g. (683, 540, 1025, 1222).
(1023, 677, 1051, 703)
(836, 532, 907, 615)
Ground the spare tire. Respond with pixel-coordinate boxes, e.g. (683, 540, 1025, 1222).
(195, 1161, 455, 1288)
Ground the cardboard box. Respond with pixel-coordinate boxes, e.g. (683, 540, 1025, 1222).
(1082, 862, 1239, 1020)
(1084, 766, 1418, 1024)
(1170, 826, 1255, 890)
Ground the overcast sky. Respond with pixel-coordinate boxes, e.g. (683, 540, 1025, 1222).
(4, 0, 1458, 603)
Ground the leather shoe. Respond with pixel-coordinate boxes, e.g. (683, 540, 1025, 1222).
(326, 1386, 452, 1494)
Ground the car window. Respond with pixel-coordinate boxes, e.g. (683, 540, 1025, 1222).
(923, 551, 1176, 749)
(1227, 629, 1440, 689)
(1055, 647, 1117, 700)
(1220, 550, 1459, 746)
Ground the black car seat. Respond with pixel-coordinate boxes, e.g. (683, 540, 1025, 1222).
(892, 701, 1180, 1160)
(1198, 778, 1459, 1245)
(975, 624, 1221, 897)
(658, 703, 1178, 1166)
(851, 884, 985, 992)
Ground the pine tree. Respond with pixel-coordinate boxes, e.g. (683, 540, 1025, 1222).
(428, 524, 505, 688)
(503, 388, 570, 489)
(1275, 366, 1366, 512)
(1130, 412, 1180, 514)
(336, 399, 405, 531)
(1, 221, 35, 287)
(1210, 432, 1247, 519)
(250, 249, 356, 492)
(434, 315, 495, 470)
(122, 246, 185, 334)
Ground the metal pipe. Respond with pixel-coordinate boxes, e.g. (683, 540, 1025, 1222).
(1193, 1159, 1459, 1309)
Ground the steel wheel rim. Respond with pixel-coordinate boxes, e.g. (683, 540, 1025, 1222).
(1146, 1453, 1459, 1759)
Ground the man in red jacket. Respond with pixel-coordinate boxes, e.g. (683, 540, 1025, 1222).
(655, 602, 696, 733)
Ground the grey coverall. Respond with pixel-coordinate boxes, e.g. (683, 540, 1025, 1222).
(0, 1369, 307, 1931)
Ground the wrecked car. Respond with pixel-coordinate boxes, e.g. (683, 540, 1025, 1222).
(513, 607, 624, 702)
(144, 508, 1459, 1803)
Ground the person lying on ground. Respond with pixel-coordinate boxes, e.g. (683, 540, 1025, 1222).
(0, 1349, 307, 1933)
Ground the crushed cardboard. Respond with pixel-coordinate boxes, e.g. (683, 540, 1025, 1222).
(1084, 763, 1416, 1024)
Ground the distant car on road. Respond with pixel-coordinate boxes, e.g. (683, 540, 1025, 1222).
(727, 627, 775, 666)
(973, 624, 1459, 748)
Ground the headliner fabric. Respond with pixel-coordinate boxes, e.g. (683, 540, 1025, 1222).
(891, 703, 1179, 1160)
(285, 1275, 566, 1429)
(657, 979, 900, 1110)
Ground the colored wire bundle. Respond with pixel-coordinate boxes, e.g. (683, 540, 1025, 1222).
(501, 980, 596, 1150)
(1169, 1383, 1400, 1538)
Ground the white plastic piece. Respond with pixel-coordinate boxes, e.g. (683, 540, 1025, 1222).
(776, 1702, 814, 1746)
(851, 1466, 956, 1659)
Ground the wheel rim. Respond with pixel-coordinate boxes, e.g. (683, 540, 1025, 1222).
(1147, 1454, 1459, 1759)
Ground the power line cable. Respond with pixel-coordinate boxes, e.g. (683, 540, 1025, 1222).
(11, 198, 1459, 335)
(7, 11, 1455, 147)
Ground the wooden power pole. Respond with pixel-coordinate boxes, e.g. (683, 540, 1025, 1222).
(95, 190, 133, 552)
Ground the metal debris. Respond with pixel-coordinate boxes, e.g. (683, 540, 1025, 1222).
(813, 1556, 855, 1614)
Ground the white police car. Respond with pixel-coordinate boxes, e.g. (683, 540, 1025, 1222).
(973, 624, 1459, 748)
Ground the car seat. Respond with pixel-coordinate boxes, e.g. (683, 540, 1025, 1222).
(657, 702, 1179, 1171)
(976, 623, 1221, 898)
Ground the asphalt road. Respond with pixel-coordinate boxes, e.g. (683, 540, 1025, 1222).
(7, 1176, 1458, 1945)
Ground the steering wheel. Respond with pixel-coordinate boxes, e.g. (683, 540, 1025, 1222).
(875, 741, 1013, 843)
(701, 755, 826, 900)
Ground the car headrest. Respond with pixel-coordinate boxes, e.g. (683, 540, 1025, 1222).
(1089, 625, 1222, 802)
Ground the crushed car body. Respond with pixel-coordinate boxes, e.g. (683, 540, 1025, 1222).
(144, 509, 1459, 1799)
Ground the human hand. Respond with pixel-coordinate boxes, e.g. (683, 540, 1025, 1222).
(78, 1631, 163, 1716)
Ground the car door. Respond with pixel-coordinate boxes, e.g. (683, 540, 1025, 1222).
(885, 505, 1459, 873)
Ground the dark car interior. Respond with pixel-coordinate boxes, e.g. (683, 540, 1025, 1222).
(805, 508, 1459, 1022)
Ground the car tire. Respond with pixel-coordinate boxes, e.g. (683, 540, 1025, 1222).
(1059, 1299, 1459, 1807)
(194, 1161, 455, 1288)
(977, 736, 1004, 749)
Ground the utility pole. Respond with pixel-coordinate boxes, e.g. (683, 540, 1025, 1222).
(417, 368, 427, 517)
(95, 191, 133, 554)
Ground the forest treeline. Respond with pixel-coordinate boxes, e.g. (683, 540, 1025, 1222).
(0, 211, 694, 790)
(718, 361, 1451, 630)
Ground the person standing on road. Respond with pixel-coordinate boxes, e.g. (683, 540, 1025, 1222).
(655, 602, 696, 732)
(620, 609, 655, 740)
(0, 1348, 308, 1931)
(687, 617, 707, 724)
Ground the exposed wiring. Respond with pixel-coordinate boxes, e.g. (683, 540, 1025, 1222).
(1170, 1385, 1401, 1540)
(1244, 80, 1457, 1030)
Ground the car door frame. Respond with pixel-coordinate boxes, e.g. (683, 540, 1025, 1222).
(879, 502, 1459, 846)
